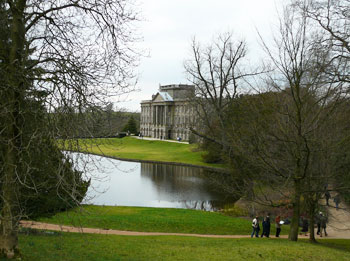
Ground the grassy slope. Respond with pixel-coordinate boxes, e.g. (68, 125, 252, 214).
(63, 137, 226, 168)
(37, 205, 289, 236)
(19, 233, 350, 261)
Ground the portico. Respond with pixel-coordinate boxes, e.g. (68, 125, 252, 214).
(140, 84, 195, 141)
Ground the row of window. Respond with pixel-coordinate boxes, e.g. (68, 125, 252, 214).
(141, 104, 195, 115)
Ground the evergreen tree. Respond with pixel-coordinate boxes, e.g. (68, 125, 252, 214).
(122, 116, 138, 134)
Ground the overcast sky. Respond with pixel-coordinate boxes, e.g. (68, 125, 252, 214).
(116, 0, 285, 112)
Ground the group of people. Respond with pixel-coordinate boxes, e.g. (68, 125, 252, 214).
(251, 214, 282, 238)
(300, 211, 328, 237)
(325, 190, 341, 210)
(251, 191, 341, 238)
(251, 212, 329, 238)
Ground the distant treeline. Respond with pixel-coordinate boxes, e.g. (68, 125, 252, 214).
(51, 106, 140, 139)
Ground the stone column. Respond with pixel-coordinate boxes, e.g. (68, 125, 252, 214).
(156, 105, 158, 125)
(164, 105, 167, 126)
(160, 105, 163, 125)
(158, 106, 160, 125)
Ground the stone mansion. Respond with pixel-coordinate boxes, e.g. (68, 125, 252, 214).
(140, 84, 196, 141)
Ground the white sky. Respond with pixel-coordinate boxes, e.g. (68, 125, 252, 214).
(116, 0, 285, 112)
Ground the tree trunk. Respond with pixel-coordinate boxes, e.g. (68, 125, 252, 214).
(289, 179, 301, 241)
(309, 205, 316, 243)
(0, 1, 26, 258)
(0, 141, 19, 258)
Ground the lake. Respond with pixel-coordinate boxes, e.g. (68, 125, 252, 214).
(73, 153, 237, 211)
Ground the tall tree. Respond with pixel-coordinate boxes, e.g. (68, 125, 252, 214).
(184, 32, 261, 147)
(249, 5, 348, 241)
(123, 115, 138, 134)
(294, 0, 350, 85)
(0, 0, 139, 258)
(185, 6, 350, 242)
(292, 0, 350, 240)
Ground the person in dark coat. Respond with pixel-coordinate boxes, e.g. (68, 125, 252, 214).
(261, 214, 271, 238)
(325, 191, 331, 206)
(301, 216, 309, 236)
(316, 212, 322, 235)
(334, 194, 341, 210)
(261, 217, 266, 237)
(320, 213, 328, 237)
(265, 213, 271, 237)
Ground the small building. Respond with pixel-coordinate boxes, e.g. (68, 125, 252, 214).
(140, 84, 195, 141)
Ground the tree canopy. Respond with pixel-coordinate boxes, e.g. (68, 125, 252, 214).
(185, 2, 350, 242)
(0, 0, 140, 258)
(122, 115, 138, 134)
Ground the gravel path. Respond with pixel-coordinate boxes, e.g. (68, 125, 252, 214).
(19, 195, 350, 239)
(323, 195, 350, 239)
(18, 220, 309, 239)
(20, 207, 350, 240)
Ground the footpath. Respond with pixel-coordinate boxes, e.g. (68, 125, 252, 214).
(20, 199, 350, 239)
(20, 220, 309, 239)
(325, 194, 350, 239)
(132, 136, 189, 144)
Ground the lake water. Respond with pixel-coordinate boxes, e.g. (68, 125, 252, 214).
(73, 153, 236, 211)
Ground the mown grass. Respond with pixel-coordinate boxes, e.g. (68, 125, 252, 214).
(61, 137, 226, 168)
(18, 232, 350, 261)
(37, 205, 289, 236)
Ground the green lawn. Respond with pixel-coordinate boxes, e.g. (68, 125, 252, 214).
(22, 206, 349, 260)
(62, 137, 226, 168)
(37, 205, 289, 236)
(18, 232, 350, 261)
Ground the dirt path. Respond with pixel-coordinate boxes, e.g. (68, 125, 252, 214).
(324, 194, 350, 239)
(20, 220, 252, 238)
(133, 136, 189, 144)
(20, 196, 350, 239)
(20, 211, 350, 239)
(18, 220, 328, 239)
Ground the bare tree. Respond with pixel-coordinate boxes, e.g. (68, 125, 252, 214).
(243, 4, 350, 241)
(290, 0, 350, 240)
(0, 0, 140, 258)
(184, 6, 350, 242)
(294, 0, 350, 85)
(184, 32, 261, 147)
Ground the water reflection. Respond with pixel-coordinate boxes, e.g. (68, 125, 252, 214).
(76, 153, 236, 211)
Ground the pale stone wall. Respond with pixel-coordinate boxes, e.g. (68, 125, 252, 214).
(140, 84, 195, 141)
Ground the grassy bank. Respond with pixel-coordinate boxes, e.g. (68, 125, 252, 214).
(37, 205, 289, 236)
(62, 137, 226, 168)
(19, 232, 350, 261)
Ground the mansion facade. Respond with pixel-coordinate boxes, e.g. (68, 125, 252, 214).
(140, 84, 196, 141)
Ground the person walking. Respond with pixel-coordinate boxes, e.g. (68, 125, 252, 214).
(256, 218, 260, 237)
(251, 216, 260, 238)
(325, 190, 331, 206)
(334, 194, 341, 210)
(320, 212, 328, 237)
(261, 217, 267, 238)
(301, 216, 309, 236)
(261, 214, 271, 238)
(275, 215, 281, 237)
(265, 213, 271, 238)
(316, 212, 322, 235)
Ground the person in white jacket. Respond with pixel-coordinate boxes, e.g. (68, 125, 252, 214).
(251, 216, 260, 238)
